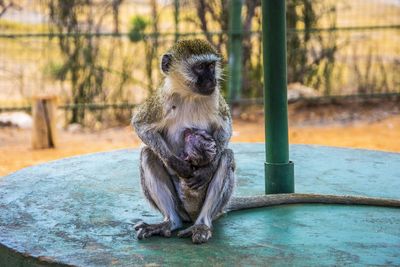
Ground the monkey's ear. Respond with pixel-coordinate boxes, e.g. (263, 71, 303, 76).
(161, 53, 173, 75)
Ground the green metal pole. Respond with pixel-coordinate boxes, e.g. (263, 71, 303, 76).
(262, 0, 294, 194)
(228, 0, 243, 103)
(174, 0, 180, 42)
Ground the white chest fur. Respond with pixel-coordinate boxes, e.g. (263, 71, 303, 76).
(161, 94, 220, 151)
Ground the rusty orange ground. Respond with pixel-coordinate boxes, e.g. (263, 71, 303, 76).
(1, 114, 399, 177)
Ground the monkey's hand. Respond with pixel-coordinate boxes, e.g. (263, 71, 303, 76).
(167, 155, 193, 178)
(186, 164, 215, 190)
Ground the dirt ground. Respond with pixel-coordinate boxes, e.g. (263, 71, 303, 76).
(1, 103, 400, 177)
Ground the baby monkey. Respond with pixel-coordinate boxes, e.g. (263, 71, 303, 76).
(181, 128, 217, 168)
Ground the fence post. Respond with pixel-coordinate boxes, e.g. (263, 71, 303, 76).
(262, 0, 294, 194)
(228, 0, 243, 104)
(32, 96, 57, 149)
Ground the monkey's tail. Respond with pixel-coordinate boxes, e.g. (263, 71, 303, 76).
(227, 193, 400, 211)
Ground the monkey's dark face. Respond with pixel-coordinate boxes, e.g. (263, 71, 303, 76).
(161, 52, 221, 96)
(190, 60, 217, 95)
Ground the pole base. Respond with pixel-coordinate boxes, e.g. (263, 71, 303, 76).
(265, 161, 294, 194)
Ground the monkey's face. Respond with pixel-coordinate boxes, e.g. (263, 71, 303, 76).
(161, 52, 221, 96)
(189, 59, 218, 95)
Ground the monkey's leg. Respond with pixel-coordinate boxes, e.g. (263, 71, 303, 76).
(136, 147, 186, 240)
(178, 149, 235, 244)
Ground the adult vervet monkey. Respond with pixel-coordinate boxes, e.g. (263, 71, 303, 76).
(132, 39, 234, 244)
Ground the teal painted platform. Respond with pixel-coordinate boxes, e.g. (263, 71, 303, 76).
(0, 144, 399, 266)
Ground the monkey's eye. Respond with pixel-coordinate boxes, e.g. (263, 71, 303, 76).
(193, 64, 205, 74)
(208, 62, 215, 72)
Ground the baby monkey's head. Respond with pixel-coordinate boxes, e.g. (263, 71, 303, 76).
(161, 39, 222, 96)
(181, 128, 217, 167)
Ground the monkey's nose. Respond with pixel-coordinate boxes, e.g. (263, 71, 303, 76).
(205, 78, 216, 88)
(196, 79, 216, 95)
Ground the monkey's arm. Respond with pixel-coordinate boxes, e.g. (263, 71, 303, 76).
(213, 94, 233, 154)
(213, 118, 232, 156)
(132, 95, 192, 178)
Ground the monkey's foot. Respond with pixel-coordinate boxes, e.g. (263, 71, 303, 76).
(134, 221, 172, 240)
(177, 224, 212, 244)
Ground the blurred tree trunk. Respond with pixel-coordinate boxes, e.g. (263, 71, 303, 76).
(194, 0, 229, 54)
(287, 0, 338, 95)
(242, 0, 260, 98)
(146, 0, 159, 93)
(112, 0, 123, 34)
(287, 0, 316, 84)
(47, 0, 120, 124)
(0, 0, 21, 17)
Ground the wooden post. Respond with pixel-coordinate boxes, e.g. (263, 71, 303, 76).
(32, 96, 57, 149)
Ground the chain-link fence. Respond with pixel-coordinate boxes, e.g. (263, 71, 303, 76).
(0, 0, 399, 126)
